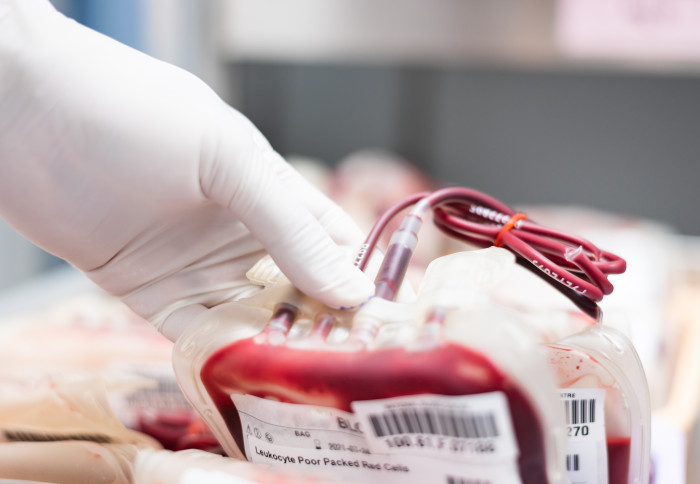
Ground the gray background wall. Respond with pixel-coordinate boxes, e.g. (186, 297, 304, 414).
(234, 62, 700, 235)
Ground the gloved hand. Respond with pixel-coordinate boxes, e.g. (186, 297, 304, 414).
(0, 0, 374, 339)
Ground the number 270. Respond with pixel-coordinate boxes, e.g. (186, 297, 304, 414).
(568, 425, 589, 437)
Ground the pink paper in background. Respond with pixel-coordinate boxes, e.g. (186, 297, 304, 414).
(556, 0, 700, 61)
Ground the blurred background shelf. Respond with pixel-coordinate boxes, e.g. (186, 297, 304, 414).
(21, 0, 698, 244)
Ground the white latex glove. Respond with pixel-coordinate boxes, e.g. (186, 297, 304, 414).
(0, 0, 374, 339)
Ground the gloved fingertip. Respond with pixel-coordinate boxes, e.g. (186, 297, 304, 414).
(314, 271, 376, 311)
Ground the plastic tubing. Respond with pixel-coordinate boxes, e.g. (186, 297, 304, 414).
(357, 187, 626, 318)
(373, 213, 423, 301)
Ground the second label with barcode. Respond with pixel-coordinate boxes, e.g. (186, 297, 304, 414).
(559, 388, 609, 484)
(351, 392, 519, 463)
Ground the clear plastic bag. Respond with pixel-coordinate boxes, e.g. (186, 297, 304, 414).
(548, 324, 651, 484)
(171, 183, 649, 484)
(172, 249, 569, 484)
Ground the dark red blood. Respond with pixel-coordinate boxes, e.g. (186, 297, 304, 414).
(607, 437, 631, 484)
(137, 410, 194, 450)
(201, 339, 548, 484)
(137, 410, 223, 454)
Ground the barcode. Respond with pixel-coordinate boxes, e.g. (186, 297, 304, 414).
(563, 398, 596, 425)
(368, 408, 499, 439)
(566, 453, 580, 471)
(446, 476, 491, 484)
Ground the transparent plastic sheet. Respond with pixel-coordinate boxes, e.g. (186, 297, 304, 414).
(172, 249, 571, 484)
(0, 374, 159, 484)
(0, 294, 221, 454)
(548, 326, 651, 483)
(0, 374, 340, 484)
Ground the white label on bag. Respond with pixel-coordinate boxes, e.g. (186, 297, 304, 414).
(232, 393, 521, 484)
(351, 392, 518, 463)
(559, 388, 608, 484)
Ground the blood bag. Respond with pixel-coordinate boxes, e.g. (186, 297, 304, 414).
(172, 249, 569, 484)
(484, 248, 652, 484)
(548, 324, 651, 484)
(169, 187, 648, 483)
